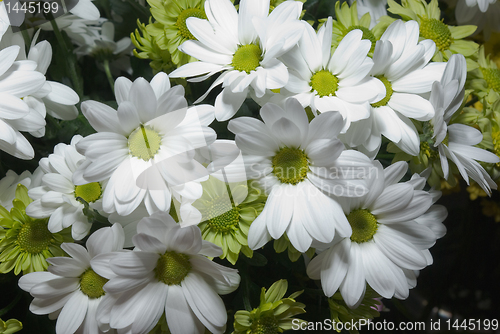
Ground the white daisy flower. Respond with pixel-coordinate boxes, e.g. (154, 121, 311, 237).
(348, 19, 446, 157)
(26, 135, 106, 240)
(280, 18, 385, 134)
(92, 211, 240, 334)
(429, 54, 499, 194)
(228, 98, 373, 253)
(307, 161, 445, 308)
(68, 21, 133, 75)
(0, 170, 33, 210)
(75, 72, 215, 217)
(18, 224, 125, 334)
(0, 31, 46, 159)
(349, 0, 388, 28)
(169, 0, 305, 121)
(5, 29, 81, 124)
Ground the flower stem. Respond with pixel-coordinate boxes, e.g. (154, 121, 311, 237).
(103, 59, 115, 92)
(49, 18, 84, 97)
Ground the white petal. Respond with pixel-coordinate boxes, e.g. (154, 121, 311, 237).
(166, 284, 205, 334)
(55, 292, 89, 334)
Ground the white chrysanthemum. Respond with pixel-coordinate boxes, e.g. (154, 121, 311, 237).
(349, 0, 388, 28)
(456, 0, 500, 40)
(0, 32, 47, 159)
(0, 29, 79, 158)
(281, 18, 385, 134)
(68, 21, 133, 75)
(3, 29, 80, 125)
(0, 170, 33, 210)
(75, 72, 215, 217)
(92, 211, 240, 334)
(347, 20, 446, 157)
(430, 54, 499, 193)
(18, 224, 125, 334)
(169, 0, 304, 121)
(307, 161, 446, 308)
(228, 98, 373, 253)
(26, 136, 106, 240)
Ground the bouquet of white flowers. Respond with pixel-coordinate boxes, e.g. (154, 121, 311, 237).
(1, 0, 500, 333)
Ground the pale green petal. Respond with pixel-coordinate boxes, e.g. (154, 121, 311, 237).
(449, 25, 477, 39)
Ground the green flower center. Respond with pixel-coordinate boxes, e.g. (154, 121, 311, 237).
(80, 269, 108, 299)
(419, 17, 452, 51)
(347, 209, 378, 243)
(347, 26, 377, 53)
(272, 147, 309, 185)
(371, 75, 393, 108)
(250, 316, 279, 334)
(74, 182, 102, 203)
(232, 44, 263, 73)
(155, 251, 191, 285)
(480, 67, 500, 92)
(16, 219, 52, 254)
(128, 125, 162, 161)
(310, 70, 339, 97)
(206, 198, 241, 233)
(176, 8, 207, 40)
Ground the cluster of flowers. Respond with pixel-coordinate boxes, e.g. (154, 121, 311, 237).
(1, 0, 500, 333)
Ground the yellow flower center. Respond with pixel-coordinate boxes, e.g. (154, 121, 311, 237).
(232, 44, 263, 73)
(128, 125, 162, 161)
(154, 251, 191, 285)
(480, 67, 500, 93)
(420, 141, 439, 160)
(419, 17, 452, 51)
(310, 70, 339, 97)
(206, 198, 241, 233)
(16, 219, 52, 254)
(74, 182, 102, 203)
(347, 25, 377, 53)
(272, 147, 309, 185)
(371, 75, 393, 108)
(176, 8, 207, 40)
(80, 269, 108, 298)
(347, 209, 378, 243)
(250, 316, 280, 334)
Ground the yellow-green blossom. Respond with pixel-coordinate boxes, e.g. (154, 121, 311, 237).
(328, 286, 382, 334)
(147, 0, 207, 66)
(233, 280, 306, 334)
(470, 46, 500, 99)
(196, 178, 267, 265)
(0, 185, 71, 275)
(387, 0, 478, 66)
(0, 319, 22, 334)
(325, 1, 387, 54)
(131, 19, 177, 73)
